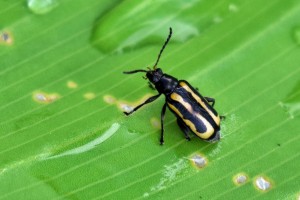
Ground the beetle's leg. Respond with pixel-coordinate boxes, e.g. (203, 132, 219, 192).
(124, 93, 161, 116)
(160, 102, 167, 145)
(177, 118, 191, 141)
(220, 115, 226, 120)
(204, 96, 215, 107)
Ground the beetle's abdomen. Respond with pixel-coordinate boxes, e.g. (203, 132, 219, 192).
(167, 81, 220, 140)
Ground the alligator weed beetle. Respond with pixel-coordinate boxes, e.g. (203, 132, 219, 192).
(123, 28, 224, 145)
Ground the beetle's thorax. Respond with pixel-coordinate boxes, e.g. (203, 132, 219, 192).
(146, 68, 178, 95)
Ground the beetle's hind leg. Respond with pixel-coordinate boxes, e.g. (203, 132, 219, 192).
(204, 97, 215, 107)
(177, 118, 191, 141)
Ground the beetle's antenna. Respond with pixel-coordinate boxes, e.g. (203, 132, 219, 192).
(123, 69, 148, 74)
(153, 27, 172, 70)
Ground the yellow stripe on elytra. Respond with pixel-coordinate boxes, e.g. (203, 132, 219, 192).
(168, 93, 214, 139)
(179, 82, 220, 126)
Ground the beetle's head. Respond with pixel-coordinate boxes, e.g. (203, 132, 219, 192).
(123, 67, 164, 84)
(146, 68, 163, 83)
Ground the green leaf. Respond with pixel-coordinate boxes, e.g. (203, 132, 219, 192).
(1, 0, 300, 199)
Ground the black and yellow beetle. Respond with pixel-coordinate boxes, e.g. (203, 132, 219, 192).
(123, 28, 224, 145)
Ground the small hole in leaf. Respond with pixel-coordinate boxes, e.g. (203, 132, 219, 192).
(0, 31, 13, 45)
(190, 153, 207, 169)
(254, 176, 272, 191)
(233, 173, 248, 185)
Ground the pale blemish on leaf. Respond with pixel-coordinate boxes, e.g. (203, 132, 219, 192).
(33, 91, 60, 104)
(213, 15, 223, 24)
(145, 159, 188, 196)
(67, 80, 78, 89)
(103, 95, 117, 104)
(228, 3, 239, 12)
(83, 92, 96, 100)
(150, 117, 160, 129)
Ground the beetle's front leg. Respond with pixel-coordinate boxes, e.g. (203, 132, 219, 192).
(160, 102, 167, 145)
(124, 93, 161, 116)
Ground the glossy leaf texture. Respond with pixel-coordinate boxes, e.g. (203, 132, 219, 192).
(0, 0, 299, 199)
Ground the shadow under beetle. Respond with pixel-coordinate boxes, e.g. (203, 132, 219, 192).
(123, 27, 224, 145)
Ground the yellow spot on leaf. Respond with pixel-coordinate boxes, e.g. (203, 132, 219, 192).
(84, 92, 96, 100)
(103, 95, 116, 104)
(103, 94, 153, 113)
(67, 81, 78, 89)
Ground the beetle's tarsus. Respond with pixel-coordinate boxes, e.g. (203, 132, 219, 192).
(124, 112, 131, 116)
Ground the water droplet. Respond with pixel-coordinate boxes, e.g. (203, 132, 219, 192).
(27, 0, 58, 15)
(84, 92, 96, 100)
(33, 91, 59, 104)
(233, 173, 248, 185)
(279, 82, 300, 118)
(255, 176, 272, 191)
(228, 3, 239, 12)
(92, 19, 198, 53)
(279, 101, 300, 119)
(190, 153, 207, 169)
(67, 81, 78, 89)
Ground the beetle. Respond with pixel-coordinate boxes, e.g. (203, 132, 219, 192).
(123, 27, 224, 145)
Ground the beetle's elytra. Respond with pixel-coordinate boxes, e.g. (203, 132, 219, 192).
(123, 27, 224, 145)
